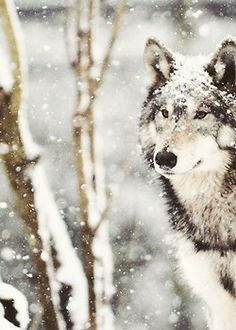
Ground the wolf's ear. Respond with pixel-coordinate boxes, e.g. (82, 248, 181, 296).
(206, 37, 236, 93)
(144, 37, 175, 87)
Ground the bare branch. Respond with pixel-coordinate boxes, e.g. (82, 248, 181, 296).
(96, 0, 127, 90)
(81, 0, 127, 114)
(92, 191, 112, 235)
(87, 0, 94, 88)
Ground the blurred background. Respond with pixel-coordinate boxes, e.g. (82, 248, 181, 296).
(0, 0, 235, 329)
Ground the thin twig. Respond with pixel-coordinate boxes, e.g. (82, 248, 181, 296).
(63, 0, 80, 67)
(96, 0, 127, 90)
(92, 191, 112, 235)
(82, 0, 127, 114)
(86, 0, 96, 166)
(87, 0, 94, 88)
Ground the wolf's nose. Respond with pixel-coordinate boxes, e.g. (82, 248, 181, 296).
(155, 151, 177, 169)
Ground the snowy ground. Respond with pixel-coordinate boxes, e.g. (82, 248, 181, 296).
(0, 1, 235, 329)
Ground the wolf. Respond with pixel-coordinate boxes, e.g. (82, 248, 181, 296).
(139, 37, 236, 330)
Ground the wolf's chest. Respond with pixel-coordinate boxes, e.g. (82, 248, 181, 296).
(162, 175, 236, 252)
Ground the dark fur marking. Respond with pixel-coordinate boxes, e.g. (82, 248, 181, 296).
(210, 102, 236, 128)
(173, 104, 186, 122)
(145, 86, 160, 105)
(206, 39, 236, 93)
(147, 103, 159, 123)
(143, 144, 155, 169)
(221, 160, 236, 196)
(221, 52, 235, 88)
(220, 273, 236, 297)
(201, 91, 236, 128)
(139, 89, 161, 127)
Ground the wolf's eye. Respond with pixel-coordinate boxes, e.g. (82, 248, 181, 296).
(194, 111, 208, 120)
(161, 110, 169, 118)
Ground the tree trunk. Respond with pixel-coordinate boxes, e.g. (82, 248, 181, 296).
(0, 1, 60, 328)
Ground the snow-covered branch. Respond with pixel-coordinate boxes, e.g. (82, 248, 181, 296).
(31, 163, 89, 329)
(64, 1, 127, 329)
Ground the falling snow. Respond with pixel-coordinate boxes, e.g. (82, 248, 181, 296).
(0, 0, 235, 329)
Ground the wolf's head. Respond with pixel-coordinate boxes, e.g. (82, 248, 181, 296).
(139, 37, 236, 178)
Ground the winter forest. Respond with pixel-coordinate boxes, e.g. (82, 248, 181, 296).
(0, 0, 235, 329)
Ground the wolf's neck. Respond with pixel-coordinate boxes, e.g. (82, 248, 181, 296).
(169, 170, 227, 207)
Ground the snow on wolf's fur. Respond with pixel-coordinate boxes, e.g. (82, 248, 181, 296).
(139, 37, 236, 330)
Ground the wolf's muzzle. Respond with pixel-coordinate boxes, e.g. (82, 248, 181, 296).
(155, 151, 177, 170)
